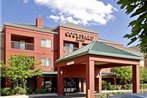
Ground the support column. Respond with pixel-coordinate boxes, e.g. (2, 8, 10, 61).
(132, 65, 140, 93)
(37, 76, 42, 89)
(57, 67, 64, 96)
(97, 75, 102, 93)
(81, 78, 84, 92)
(86, 60, 95, 98)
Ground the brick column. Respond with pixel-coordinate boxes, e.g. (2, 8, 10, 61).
(97, 75, 102, 93)
(57, 67, 64, 96)
(86, 60, 95, 98)
(132, 65, 140, 93)
(37, 76, 42, 89)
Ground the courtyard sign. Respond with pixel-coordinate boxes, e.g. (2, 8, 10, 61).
(65, 32, 93, 42)
(67, 61, 75, 65)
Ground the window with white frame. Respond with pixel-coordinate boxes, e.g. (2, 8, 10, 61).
(41, 39, 51, 48)
(41, 58, 51, 66)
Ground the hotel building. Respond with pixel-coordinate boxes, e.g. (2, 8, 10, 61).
(1, 17, 142, 97)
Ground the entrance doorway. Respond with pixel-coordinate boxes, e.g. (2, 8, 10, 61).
(64, 78, 79, 93)
(43, 77, 57, 93)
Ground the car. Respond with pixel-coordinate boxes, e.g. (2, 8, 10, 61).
(109, 93, 147, 98)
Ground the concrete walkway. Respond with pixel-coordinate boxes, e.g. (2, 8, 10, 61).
(29, 92, 86, 98)
(0, 93, 86, 98)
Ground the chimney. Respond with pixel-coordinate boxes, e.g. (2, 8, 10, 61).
(36, 16, 43, 27)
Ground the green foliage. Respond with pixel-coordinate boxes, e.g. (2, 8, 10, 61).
(98, 92, 125, 98)
(26, 87, 34, 94)
(141, 84, 147, 89)
(13, 87, 26, 95)
(112, 66, 132, 84)
(1, 87, 13, 96)
(102, 81, 109, 90)
(102, 81, 132, 90)
(2, 55, 42, 88)
(35, 88, 48, 94)
(117, 0, 147, 53)
(124, 84, 132, 90)
(1, 87, 27, 96)
(140, 67, 147, 83)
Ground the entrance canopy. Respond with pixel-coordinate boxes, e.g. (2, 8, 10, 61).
(56, 41, 141, 98)
(57, 41, 140, 66)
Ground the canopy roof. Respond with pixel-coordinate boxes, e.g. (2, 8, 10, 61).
(57, 41, 141, 63)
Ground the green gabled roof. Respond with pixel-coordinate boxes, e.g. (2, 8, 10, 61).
(4, 23, 57, 34)
(56, 41, 141, 63)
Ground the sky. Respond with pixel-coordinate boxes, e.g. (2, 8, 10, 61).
(1, 0, 137, 47)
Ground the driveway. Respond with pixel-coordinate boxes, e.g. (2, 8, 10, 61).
(29, 93, 86, 98)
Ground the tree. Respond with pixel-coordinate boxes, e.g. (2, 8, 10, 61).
(140, 67, 147, 83)
(117, 0, 147, 53)
(1, 55, 42, 88)
(112, 66, 132, 84)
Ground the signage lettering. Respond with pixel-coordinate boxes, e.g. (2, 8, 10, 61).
(65, 32, 93, 42)
(67, 61, 75, 65)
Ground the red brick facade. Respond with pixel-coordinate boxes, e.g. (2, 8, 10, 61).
(2, 17, 140, 97)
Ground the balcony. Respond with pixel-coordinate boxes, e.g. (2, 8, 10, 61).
(11, 41, 34, 50)
(64, 46, 78, 54)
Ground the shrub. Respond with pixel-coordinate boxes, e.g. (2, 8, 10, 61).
(98, 92, 125, 98)
(13, 87, 26, 95)
(1, 87, 13, 96)
(36, 88, 47, 94)
(109, 85, 116, 90)
(141, 84, 147, 89)
(124, 84, 132, 90)
(26, 87, 33, 94)
(102, 81, 109, 90)
(116, 85, 122, 90)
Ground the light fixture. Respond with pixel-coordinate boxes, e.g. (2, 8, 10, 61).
(60, 70, 63, 75)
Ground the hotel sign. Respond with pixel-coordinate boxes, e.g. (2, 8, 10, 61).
(67, 61, 75, 65)
(65, 32, 93, 42)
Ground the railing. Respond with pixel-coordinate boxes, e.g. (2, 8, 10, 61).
(64, 46, 78, 54)
(11, 41, 34, 50)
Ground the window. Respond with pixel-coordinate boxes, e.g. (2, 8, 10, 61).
(65, 43, 74, 53)
(64, 42, 78, 53)
(41, 58, 51, 66)
(41, 39, 51, 48)
(20, 41, 25, 49)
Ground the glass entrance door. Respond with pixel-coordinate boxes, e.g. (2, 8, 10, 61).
(64, 78, 79, 93)
(44, 77, 57, 93)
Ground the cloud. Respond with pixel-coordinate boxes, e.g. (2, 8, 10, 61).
(23, 0, 29, 3)
(34, 0, 117, 25)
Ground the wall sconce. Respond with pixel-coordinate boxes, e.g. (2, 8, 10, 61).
(60, 70, 63, 75)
